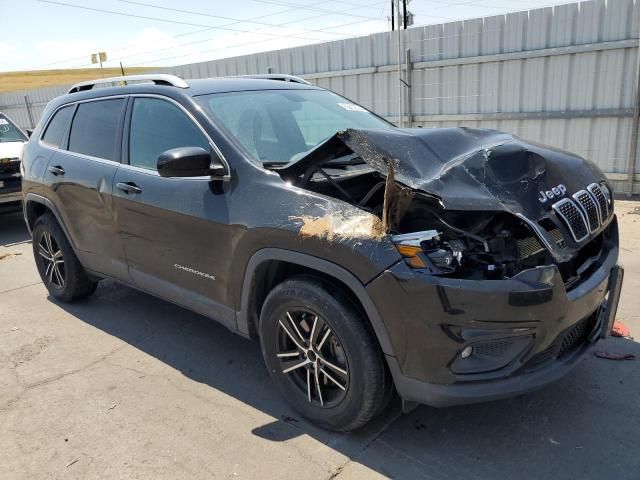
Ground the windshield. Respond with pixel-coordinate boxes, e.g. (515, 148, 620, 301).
(0, 114, 27, 143)
(195, 89, 392, 164)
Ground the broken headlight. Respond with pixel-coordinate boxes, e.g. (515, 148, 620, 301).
(392, 230, 465, 274)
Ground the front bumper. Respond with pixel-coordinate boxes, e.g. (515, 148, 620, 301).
(0, 160, 22, 208)
(367, 218, 622, 407)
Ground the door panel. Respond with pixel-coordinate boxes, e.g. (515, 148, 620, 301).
(112, 168, 234, 328)
(44, 151, 128, 279)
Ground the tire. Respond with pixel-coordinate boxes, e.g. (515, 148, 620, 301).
(32, 213, 98, 302)
(259, 275, 387, 432)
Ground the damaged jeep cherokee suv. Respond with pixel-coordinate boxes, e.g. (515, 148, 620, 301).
(21, 74, 623, 431)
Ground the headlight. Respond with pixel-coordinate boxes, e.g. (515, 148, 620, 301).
(392, 230, 460, 273)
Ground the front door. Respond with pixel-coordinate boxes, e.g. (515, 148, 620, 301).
(112, 96, 235, 328)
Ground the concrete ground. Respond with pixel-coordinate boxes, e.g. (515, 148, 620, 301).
(1, 201, 639, 480)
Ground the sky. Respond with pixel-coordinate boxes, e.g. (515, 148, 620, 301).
(0, 0, 577, 72)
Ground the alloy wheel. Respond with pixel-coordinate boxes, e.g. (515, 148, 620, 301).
(37, 231, 65, 288)
(276, 309, 349, 407)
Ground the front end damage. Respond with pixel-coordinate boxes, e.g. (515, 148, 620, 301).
(270, 127, 623, 407)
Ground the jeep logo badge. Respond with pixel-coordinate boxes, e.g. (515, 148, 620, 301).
(538, 184, 567, 203)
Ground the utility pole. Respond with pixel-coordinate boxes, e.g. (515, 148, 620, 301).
(390, 0, 395, 31)
(396, 0, 402, 127)
(628, 40, 640, 195)
(403, 0, 407, 29)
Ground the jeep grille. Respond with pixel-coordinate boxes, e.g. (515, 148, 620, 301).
(573, 190, 600, 232)
(552, 198, 589, 243)
(587, 183, 610, 221)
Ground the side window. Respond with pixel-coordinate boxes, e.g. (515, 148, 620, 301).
(41, 106, 74, 148)
(68, 99, 125, 161)
(129, 98, 210, 170)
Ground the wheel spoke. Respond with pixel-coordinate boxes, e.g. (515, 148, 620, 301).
(46, 261, 54, 281)
(278, 320, 306, 352)
(316, 327, 332, 352)
(276, 351, 300, 358)
(309, 315, 318, 345)
(44, 232, 54, 256)
(314, 366, 324, 406)
(53, 265, 64, 286)
(38, 244, 51, 261)
(306, 368, 312, 402)
(281, 358, 310, 374)
(320, 358, 348, 377)
(285, 312, 307, 346)
(309, 315, 327, 350)
(320, 368, 346, 391)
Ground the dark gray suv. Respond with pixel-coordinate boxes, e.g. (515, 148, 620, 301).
(21, 74, 623, 431)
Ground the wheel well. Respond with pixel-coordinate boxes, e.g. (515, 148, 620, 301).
(25, 200, 50, 231)
(245, 260, 368, 339)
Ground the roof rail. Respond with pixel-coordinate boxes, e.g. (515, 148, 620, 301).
(235, 74, 310, 85)
(67, 74, 188, 94)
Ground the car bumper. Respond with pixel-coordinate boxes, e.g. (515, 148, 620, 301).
(0, 191, 22, 204)
(367, 218, 622, 407)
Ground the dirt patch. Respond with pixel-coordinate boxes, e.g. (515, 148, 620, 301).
(0, 252, 22, 261)
(11, 337, 53, 366)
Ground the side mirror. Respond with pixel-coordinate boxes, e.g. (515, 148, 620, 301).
(157, 146, 226, 178)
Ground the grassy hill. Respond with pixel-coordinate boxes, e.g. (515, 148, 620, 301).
(0, 67, 155, 93)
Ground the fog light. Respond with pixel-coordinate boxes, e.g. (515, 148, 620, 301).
(460, 346, 473, 359)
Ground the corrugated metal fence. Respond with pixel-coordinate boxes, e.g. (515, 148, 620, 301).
(1, 0, 639, 192)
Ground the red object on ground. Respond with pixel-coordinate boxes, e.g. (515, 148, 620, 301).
(611, 321, 631, 338)
(594, 351, 636, 361)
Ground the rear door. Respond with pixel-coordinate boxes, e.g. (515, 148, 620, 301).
(42, 98, 130, 280)
(112, 96, 235, 328)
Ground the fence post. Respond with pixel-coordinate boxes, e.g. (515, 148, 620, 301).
(405, 48, 412, 128)
(628, 43, 640, 196)
(24, 95, 35, 129)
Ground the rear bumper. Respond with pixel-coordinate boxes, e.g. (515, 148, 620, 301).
(368, 218, 622, 407)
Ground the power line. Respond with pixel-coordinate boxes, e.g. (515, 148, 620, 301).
(125, 14, 388, 67)
(249, 0, 382, 20)
(30, 0, 335, 69)
(36, 0, 356, 43)
(114, 0, 356, 38)
(35, 0, 388, 70)
(32, 0, 388, 70)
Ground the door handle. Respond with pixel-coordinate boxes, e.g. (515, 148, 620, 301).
(116, 182, 142, 195)
(47, 165, 65, 176)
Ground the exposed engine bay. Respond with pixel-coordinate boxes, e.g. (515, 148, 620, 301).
(269, 127, 614, 283)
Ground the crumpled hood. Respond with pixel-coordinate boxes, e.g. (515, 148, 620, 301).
(280, 127, 607, 223)
(0, 141, 25, 160)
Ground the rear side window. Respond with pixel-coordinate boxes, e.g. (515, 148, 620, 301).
(41, 106, 74, 148)
(68, 99, 125, 161)
(129, 98, 209, 170)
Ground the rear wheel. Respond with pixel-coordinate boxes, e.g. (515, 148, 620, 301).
(32, 213, 98, 302)
(259, 276, 387, 431)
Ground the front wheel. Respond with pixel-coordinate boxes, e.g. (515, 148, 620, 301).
(259, 276, 389, 431)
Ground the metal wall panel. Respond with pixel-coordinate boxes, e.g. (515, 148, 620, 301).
(1, 0, 638, 191)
